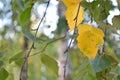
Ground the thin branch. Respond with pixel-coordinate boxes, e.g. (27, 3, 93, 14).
(19, 0, 51, 80)
(64, 2, 81, 80)
(100, 0, 108, 54)
(29, 34, 66, 57)
(64, 3, 81, 53)
(63, 52, 68, 80)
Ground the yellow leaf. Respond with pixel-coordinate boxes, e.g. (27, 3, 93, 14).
(61, 0, 72, 7)
(78, 24, 92, 34)
(77, 24, 104, 60)
(62, 0, 82, 7)
(65, 5, 84, 31)
(67, 0, 82, 3)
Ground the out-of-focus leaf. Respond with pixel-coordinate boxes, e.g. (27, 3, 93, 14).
(9, 51, 24, 66)
(16, 0, 25, 11)
(75, 60, 89, 75)
(90, 55, 111, 74)
(117, 0, 120, 10)
(113, 66, 120, 75)
(41, 54, 58, 76)
(98, 21, 117, 33)
(74, 62, 96, 80)
(81, 0, 113, 22)
(56, 17, 68, 34)
(22, 29, 41, 42)
(84, 72, 97, 80)
(23, 0, 35, 8)
(0, 52, 4, 59)
(116, 75, 120, 80)
(105, 55, 118, 65)
(112, 15, 120, 30)
(81, 0, 99, 21)
(0, 61, 3, 69)
(20, 7, 32, 24)
(0, 68, 9, 80)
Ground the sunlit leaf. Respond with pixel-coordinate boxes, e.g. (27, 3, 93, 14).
(89, 55, 111, 74)
(0, 68, 9, 80)
(62, 0, 82, 7)
(61, 0, 84, 31)
(20, 7, 32, 24)
(67, 0, 82, 3)
(61, 0, 72, 7)
(77, 24, 104, 60)
(66, 5, 84, 31)
(41, 54, 58, 76)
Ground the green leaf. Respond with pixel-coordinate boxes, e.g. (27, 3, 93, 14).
(112, 15, 120, 30)
(0, 52, 4, 59)
(89, 55, 111, 74)
(0, 68, 9, 80)
(116, 75, 120, 80)
(41, 54, 58, 76)
(22, 29, 40, 42)
(105, 55, 118, 65)
(9, 51, 24, 66)
(117, 0, 120, 10)
(16, 0, 25, 11)
(56, 17, 68, 34)
(23, 0, 36, 8)
(81, 0, 113, 22)
(0, 61, 3, 69)
(98, 22, 117, 33)
(112, 66, 120, 75)
(20, 7, 32, 24)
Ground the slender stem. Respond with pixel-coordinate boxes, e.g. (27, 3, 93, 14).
(20, 0, 51, 80)
(64, 2, 81, 80)
(29, 34, 66, 57)
(64, 3, 81, 53)
(63, 52, 68, 80)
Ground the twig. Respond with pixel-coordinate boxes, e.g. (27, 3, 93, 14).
(29, 34, 66, 57)
(19, 0, 51, 80)
(63, 52, 68, 80)
(64, 3, 81, 53)
(100, 0, 107, 54)
(63, 2, 81, 80)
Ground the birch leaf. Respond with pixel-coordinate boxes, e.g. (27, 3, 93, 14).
(61, 0, 72, 7)
(77, 24, 104, 60)
(67, 0, 82, 3)
(62, 0, 82, 7)
(66, 5, 84, 31)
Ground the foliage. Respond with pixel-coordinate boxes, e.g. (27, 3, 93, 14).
(77, 24, 104, 60)
(0, 0, 120, 80)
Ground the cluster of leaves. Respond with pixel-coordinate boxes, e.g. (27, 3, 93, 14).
(0, 0, 120, 80)
(62, 0, 104, 60)
(62, 0, 120, 80)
